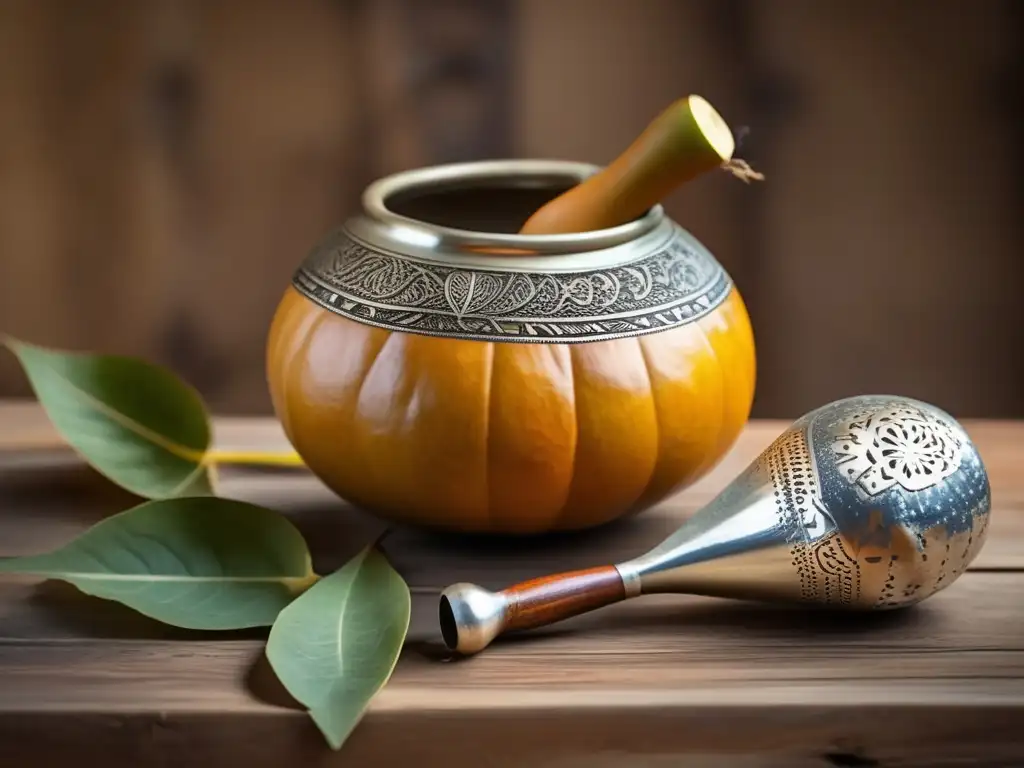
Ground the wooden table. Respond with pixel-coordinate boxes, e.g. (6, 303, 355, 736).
(2, 400, 1023, 767)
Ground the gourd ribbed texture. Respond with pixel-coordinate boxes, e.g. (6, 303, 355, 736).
(267, 285, 756, 534)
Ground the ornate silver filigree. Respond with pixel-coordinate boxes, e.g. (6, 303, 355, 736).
(761, 426, 860, 606)
(292, 228, 731, 343)
(831, 405, 964, 496)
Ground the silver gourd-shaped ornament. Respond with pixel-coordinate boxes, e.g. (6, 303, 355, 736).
(439, 395, 992, 655)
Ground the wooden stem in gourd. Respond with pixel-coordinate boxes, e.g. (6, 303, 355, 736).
(518, 94, 762, 235)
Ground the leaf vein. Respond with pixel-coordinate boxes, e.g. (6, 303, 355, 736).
(21, 349, 207, 461)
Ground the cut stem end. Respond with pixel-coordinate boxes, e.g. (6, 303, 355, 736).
(687, 94, 736, 161)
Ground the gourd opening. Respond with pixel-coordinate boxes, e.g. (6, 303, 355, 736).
(360, 159, 665, 258)
(386, 174, 594, 234)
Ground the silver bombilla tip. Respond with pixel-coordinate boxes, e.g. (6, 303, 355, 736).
(439, 582, 508, 655)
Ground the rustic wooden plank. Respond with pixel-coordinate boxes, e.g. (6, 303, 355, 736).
(4, 450, 1023, 577)
(0, 0, 64, 381)
(2, 396, 1024, 763)
(0, 688, 1021, 768)
(0, 0, 372, 416)
(167, 0, 361, 414)
(2, 568, 1021, 660)
(0, 0, 185, 393)
(399, 0, 515, 163)
(748, 0, 1024, 418)
(2, 462, 1023, 637)
(3, 403, 1024, 573)
(0, 400, 299, 455)
(0, 572, 1021, 765)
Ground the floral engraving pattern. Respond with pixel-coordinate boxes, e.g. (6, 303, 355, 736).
(831, 406, 964, 495)
(291, 227, 730, 342)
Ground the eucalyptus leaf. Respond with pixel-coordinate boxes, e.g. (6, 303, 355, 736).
(265, 544, 411, 750)
(3, 336, 214, 498)
(0, 496, 317, 630)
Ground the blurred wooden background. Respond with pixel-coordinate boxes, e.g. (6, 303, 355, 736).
(0, 0, 1021, 418)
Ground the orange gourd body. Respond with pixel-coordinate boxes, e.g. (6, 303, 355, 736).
(267, 291, 754, 535)
(266, 161, 756, 535)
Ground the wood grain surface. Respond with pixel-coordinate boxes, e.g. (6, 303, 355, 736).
(1, 401, 1023, 767)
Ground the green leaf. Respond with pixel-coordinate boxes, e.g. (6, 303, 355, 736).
(0, 496, 317, 630)
(265, 544, 411, 750)
(3, 336, 214, 498)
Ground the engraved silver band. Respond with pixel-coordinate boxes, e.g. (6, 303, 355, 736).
(291, 159, 733, 343)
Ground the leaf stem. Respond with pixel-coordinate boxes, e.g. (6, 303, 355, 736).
(202, 449, 306, 468)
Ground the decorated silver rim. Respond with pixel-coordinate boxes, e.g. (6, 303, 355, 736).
(361, 159, 664, 258)
(291, 159, 734, 343)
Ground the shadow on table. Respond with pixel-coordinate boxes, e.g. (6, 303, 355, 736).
(0, 460, 145, 523)
(607, 597, 926, 638)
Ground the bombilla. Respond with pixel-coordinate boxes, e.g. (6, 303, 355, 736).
(439, 395, 992, 655)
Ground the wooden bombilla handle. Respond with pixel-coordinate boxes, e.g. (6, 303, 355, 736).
(518, 94, 762, 236)
(439, 565, 626, 655)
